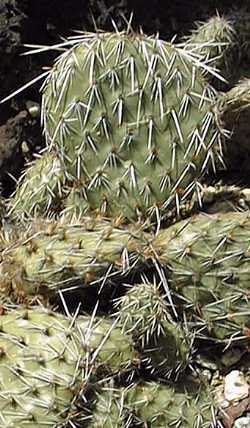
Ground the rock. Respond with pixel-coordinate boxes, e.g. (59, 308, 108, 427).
(224, 371, 249, 404)
(0, 111, 27, 189)
(233, 415, 250, 428)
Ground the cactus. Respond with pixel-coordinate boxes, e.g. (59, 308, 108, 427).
(219, 8, 250, 84)
(184, 15, 234, 69)
(61, 183, 92, 221)
(84, 382, 126, 427)
(199, 184, 250, 214)
(76, 314, 139, 375)
(0, 217, 143, 302)
(148, 211, 250, 343)
(1, 13, 250, 428)
(39, 29, 227, 225)
(0, 305, 86, 427)
(8, 151, 66, 221)
(217, 78, 250, 175)
(9, 15, 250, 223)
(0, 304, 139, 427)
(1, 211, 250, 345)
(115, 281, 193, 376)
(75, 371, 250, 427)
(125, 381, 219, 427)
(114, 281, 170, 345)
(85, 379, 223, 428)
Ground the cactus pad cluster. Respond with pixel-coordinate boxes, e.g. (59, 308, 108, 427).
(9, 24, 231, 224)
(0, 12, 250, 428)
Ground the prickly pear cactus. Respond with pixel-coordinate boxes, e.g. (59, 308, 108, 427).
(149, 211, 250, 343)
(41, 30, 226, 223)
(1, 15, 250, 428)
(115, 281, 170, 345)
(0, 306, 86, 427)
(184, 15, 234, 68)
(0, 217, 143, 302)
(0, 305, 140, 427)
(115, 281, 193, 376)
(1, 210, 250, 347)
(84, 382, 125, 427)
(8, 151, 66, 220)
(125, 381, 219, 427)
(85, 370, 249, 428)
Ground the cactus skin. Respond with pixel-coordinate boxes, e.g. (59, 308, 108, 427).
(184, 15, 234, 70)
(149, 211, 250, 343)
(115, 281, 193, 376)
(86, 380, 221, 428)
(8, 151, 66, 220)
(115, 281, 170, 345)
(0, 305, 139, 427)
(1, 211, 250, 346)
(0, 306, 85, 428)
(7, 18, 236, 224)
(61, 183, 91, 221)
(0, 217, 143, 302)
(40, 30, 226, 224)
(125, 381, 219, 428)
(84, 383, 125, 428)
(142, 321, 193, 377)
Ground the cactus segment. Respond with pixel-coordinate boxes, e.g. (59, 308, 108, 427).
(142, 320, 193, 376)
(218, 78, 250, 174)
(0, 306, 86, 427)
(81, 373, 250, 428)
(115, 281, 169, 345)
(125, 381, 219, 427)
(61, 183, 92, 221)
(75, 314, 139, 374)
(220, 78, 250, 112)
(84, 383, 126, 427)
(0, 218, 143, 301)
(41, 30, 226, 223)
(0, 305, 139, 427)
(149, 211, 250, 343)
(184, 15, 234, 69)
(115, 281, 193, 376)
(200, 184, 250, 214)
(8, 151, 66, 220)
(1, 211, 249, 345)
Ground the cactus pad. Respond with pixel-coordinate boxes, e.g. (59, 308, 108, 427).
(42, 30, 225, 223)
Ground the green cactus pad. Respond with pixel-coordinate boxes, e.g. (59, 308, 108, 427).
(115, 281, 193, 376)
(0, 306, 86, 427)
(0, 218, 143, 302)
(149, 211, 250, 343)
(8, 151, 66, 220)
(42, 30, 225, 224)
(84, 382, 125, 427)
(115, 281, 169, 345)
(125, 381, 219, 427)
(184, 15, 234, 68)
(0, 305, 139, 427)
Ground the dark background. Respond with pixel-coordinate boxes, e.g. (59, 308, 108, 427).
(0, 0, 249, 194)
